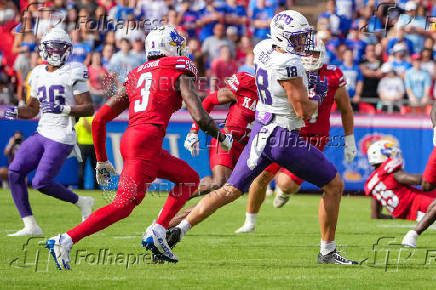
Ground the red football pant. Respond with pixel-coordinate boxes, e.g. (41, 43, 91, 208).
(407, 192, 436, 220)
(67, 125, 199, 243)
(209, 135, 245, 170)
(264, 136, 327, 186)
(423, 147, 436, 186)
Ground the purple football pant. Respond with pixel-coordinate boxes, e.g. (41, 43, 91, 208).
(8, 133, 78, 218)
(227, 121, 337, 193)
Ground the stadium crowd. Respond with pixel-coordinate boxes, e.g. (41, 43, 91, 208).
(0, 0, 435, 113)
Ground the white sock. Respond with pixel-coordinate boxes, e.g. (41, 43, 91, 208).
(320, 240, 336, 255)
(61, 233, 73, 247)
(176, 219, 192, 238)
(276, 186, 286, 196)
(22, 216, 38, 228)
(245, 213, 258, 227)
(409, 230, 419, 237)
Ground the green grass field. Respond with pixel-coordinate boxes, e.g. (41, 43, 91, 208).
(1, 189, 435, 289)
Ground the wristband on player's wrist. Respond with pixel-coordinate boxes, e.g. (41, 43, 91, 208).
(61, 105, 71, 116)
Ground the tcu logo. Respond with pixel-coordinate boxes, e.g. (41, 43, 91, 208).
(274, 13, 293, 25)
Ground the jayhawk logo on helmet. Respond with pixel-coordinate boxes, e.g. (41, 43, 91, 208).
(169, 30, 186, 49)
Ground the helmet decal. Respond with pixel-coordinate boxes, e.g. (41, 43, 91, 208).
(169, 30, 185, 48)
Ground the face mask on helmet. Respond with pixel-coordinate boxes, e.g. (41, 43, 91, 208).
(40, 40, 72, 66)
(282, 30, 314, 56)
(302, 37, 326, 71)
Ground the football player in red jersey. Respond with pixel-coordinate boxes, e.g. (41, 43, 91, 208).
(167, 72, 258, 228)
(235, 37, 357, 233)
(364, 140, 436, 248)
(185, 72, 258, 194)
(45, 26, 233, 269)
(421, 102, 436, 191)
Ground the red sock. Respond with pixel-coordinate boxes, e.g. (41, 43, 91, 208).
(156, 182, 198, 228)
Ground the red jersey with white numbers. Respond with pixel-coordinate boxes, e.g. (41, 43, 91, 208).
(124, 56, 198, 130)
(224, 72, 258, 143)
(301, 64, 346, 137)
(364, 157, 417, 219)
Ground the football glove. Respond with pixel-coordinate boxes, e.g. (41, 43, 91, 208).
(308, 72, 318, 89)
(344, 134, 357, 163)
(4, 106, 18, 120)
(40, 102, 71, 115)
(313, 76, 328, 100)
(95, 161, 117, 186)
(219, 133, 233, 151)
(184, 133, 199, 157)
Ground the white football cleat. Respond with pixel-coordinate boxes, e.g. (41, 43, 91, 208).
(8, 225, 43, 237)
(46, 234, 73, 270)
(235, 224, 255, 233)
(76, 196, 95, 221)
(401, 230, 418, 248)
(273, 192, 291, 208)
(142, 223, 178, 263)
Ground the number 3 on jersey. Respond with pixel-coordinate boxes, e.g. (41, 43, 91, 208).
(134, 72, 152, 112)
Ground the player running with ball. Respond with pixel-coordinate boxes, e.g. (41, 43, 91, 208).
(235, 37, 357, 233)
(4, 28, 95, 237)
(169, 10, 358, 264)
(45, 26, 232, 269)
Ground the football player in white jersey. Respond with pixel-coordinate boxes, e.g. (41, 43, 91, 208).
(4, 28, 95, 236)
(167, 10, 358, 264)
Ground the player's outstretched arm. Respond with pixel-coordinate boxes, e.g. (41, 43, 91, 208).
(178, 75, 228, 145)
(335, 87, 354, 136)
(393, 169, 422, 186)
(70, 92, 95, 117)
(16, 98, 40, 119)
(279, 77, 317, 120)
(371, 198, 393, 219)
(92, 87, 129, 163)
(335, 87, 357, 163)
(190, 88, 236, 133)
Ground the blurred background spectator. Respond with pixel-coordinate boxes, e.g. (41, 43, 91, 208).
(0, 0, 434, 115)
(404, 54, 431, 113)
(0, 131, 23, 189)
(377, 63, 405, 113)
(340, 48, 363, 111)
(88, 51, 108, 106)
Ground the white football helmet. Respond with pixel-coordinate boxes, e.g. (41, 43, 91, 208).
(145, 26, 187, 59)
(301, 36, 326, 71)
(39, 27, 72, 66)
(270, 10, 313, 55)
(367, 140, 401, 166)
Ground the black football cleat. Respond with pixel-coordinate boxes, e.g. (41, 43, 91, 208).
(317, 249, 358, 265)
(166, 227, 182, 249)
